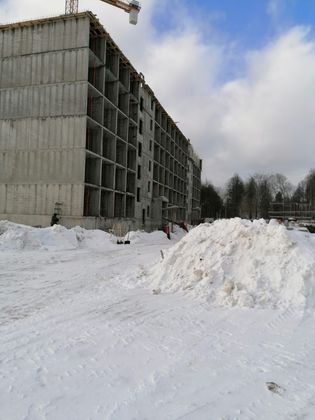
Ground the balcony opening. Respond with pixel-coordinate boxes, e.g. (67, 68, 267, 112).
(130, 78, 139, 98)
(103, 131, 115, 161)
(89, 35, 104, 61)
(86, 125, 102, 155)
(101, 162, 114, 189)
(129, 100, 138, 122)
(127, 172, 136, 194)
(87, 95, 103, 125)
(127, 147, 136, 171)
(100, 190, 114, 217)
(106, 47, 119, 77)
(115, 167, 126, 192)
(88, 64, 104, 93)
(117, 113, 128, 141)
(105, 79, 118, 105)
(114, 193, 124, 218)
(104, 103, 117, 133)
(84, 186, 100, 217)
(116, 139, 126, 166)
(85, 155, 101, 186)
(126, 195, 135, 218)
(118, 91, 129, 115)
(119, 62, 130, 89)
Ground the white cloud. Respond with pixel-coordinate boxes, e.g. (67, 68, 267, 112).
(1, 1, 315, 186)
(267, 0, 284, 21)
(214, 27, 315, 184)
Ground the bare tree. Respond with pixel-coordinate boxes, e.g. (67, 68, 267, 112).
(269, 173, 293, 200)
(201, 182, 223, 219)
(292, 181, 306, 203)
(258, 179, 273, 219)
(253, 173, 272, 218)
(305, 170, 315, 207)
(244, 176, 258, 219)
(225, 174, 244, 218)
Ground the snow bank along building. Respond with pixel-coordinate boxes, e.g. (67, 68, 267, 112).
(0, 11, 202, 230)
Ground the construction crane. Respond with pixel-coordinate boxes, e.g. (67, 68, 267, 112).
(65, 0, 141, 25)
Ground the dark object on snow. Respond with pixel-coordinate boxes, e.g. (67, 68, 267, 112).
(305, 225, 315, 233)
(152, 288, 161, 295)
(50, 213, 60, 226)
(179, 221, 189, 232)
(162, 225, 171, 240)
(266, 382, 284, 394)
(124, 231, 131, 244)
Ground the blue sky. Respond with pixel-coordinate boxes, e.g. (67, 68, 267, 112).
(155, 0, 315, 46)
(153, 0, 315, 78)
(155, 0, 273, 46)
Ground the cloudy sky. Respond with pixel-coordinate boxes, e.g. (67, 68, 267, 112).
(1, 0, 315, 186)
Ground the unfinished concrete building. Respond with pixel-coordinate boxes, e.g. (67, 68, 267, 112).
(187, 144, 202, 224)
(0, 11, 201, 230)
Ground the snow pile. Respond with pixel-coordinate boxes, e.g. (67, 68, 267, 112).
(0, 221, 175, 252)
(0, 221, 82, 250)
(128, 226, 185, 244)
(128, 230, 166, 244)
(0, 221, 118, 251)
(149, 218, 315, 309)
(72, 226, 116, 251)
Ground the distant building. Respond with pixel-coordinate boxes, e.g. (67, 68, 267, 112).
(269, 202, 315, 221)
(0, 11, 201, 230)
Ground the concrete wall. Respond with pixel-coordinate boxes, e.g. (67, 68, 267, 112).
(0, 116, 86, 153)
(0, 49, 89, 88)
(0, 183, 84, 220)
(0, 83, 88, 118)
(0, 16, 90, 57)
(0, 15, 91, 225)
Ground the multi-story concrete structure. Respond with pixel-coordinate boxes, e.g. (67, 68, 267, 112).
(0, 11, 201, 230)
(187, 144, 202, 224)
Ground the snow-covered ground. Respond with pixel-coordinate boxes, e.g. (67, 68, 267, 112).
(1, 219, 315, 419)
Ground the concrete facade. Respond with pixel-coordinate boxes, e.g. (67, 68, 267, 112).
(0, 12, 201, 230)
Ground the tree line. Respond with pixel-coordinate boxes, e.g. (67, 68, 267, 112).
(201, 170, 315, 220)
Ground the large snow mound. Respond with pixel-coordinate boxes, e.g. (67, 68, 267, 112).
(0, 221, 114, 251)
(0, 221, 79, 250)
(0, 221, 176, 251)
(149, 218, 315, 309)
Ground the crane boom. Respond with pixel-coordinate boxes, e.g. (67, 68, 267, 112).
(65, 0, 141, 24)
(99, 0, 140, 13)
(65, 0, 78, 14)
